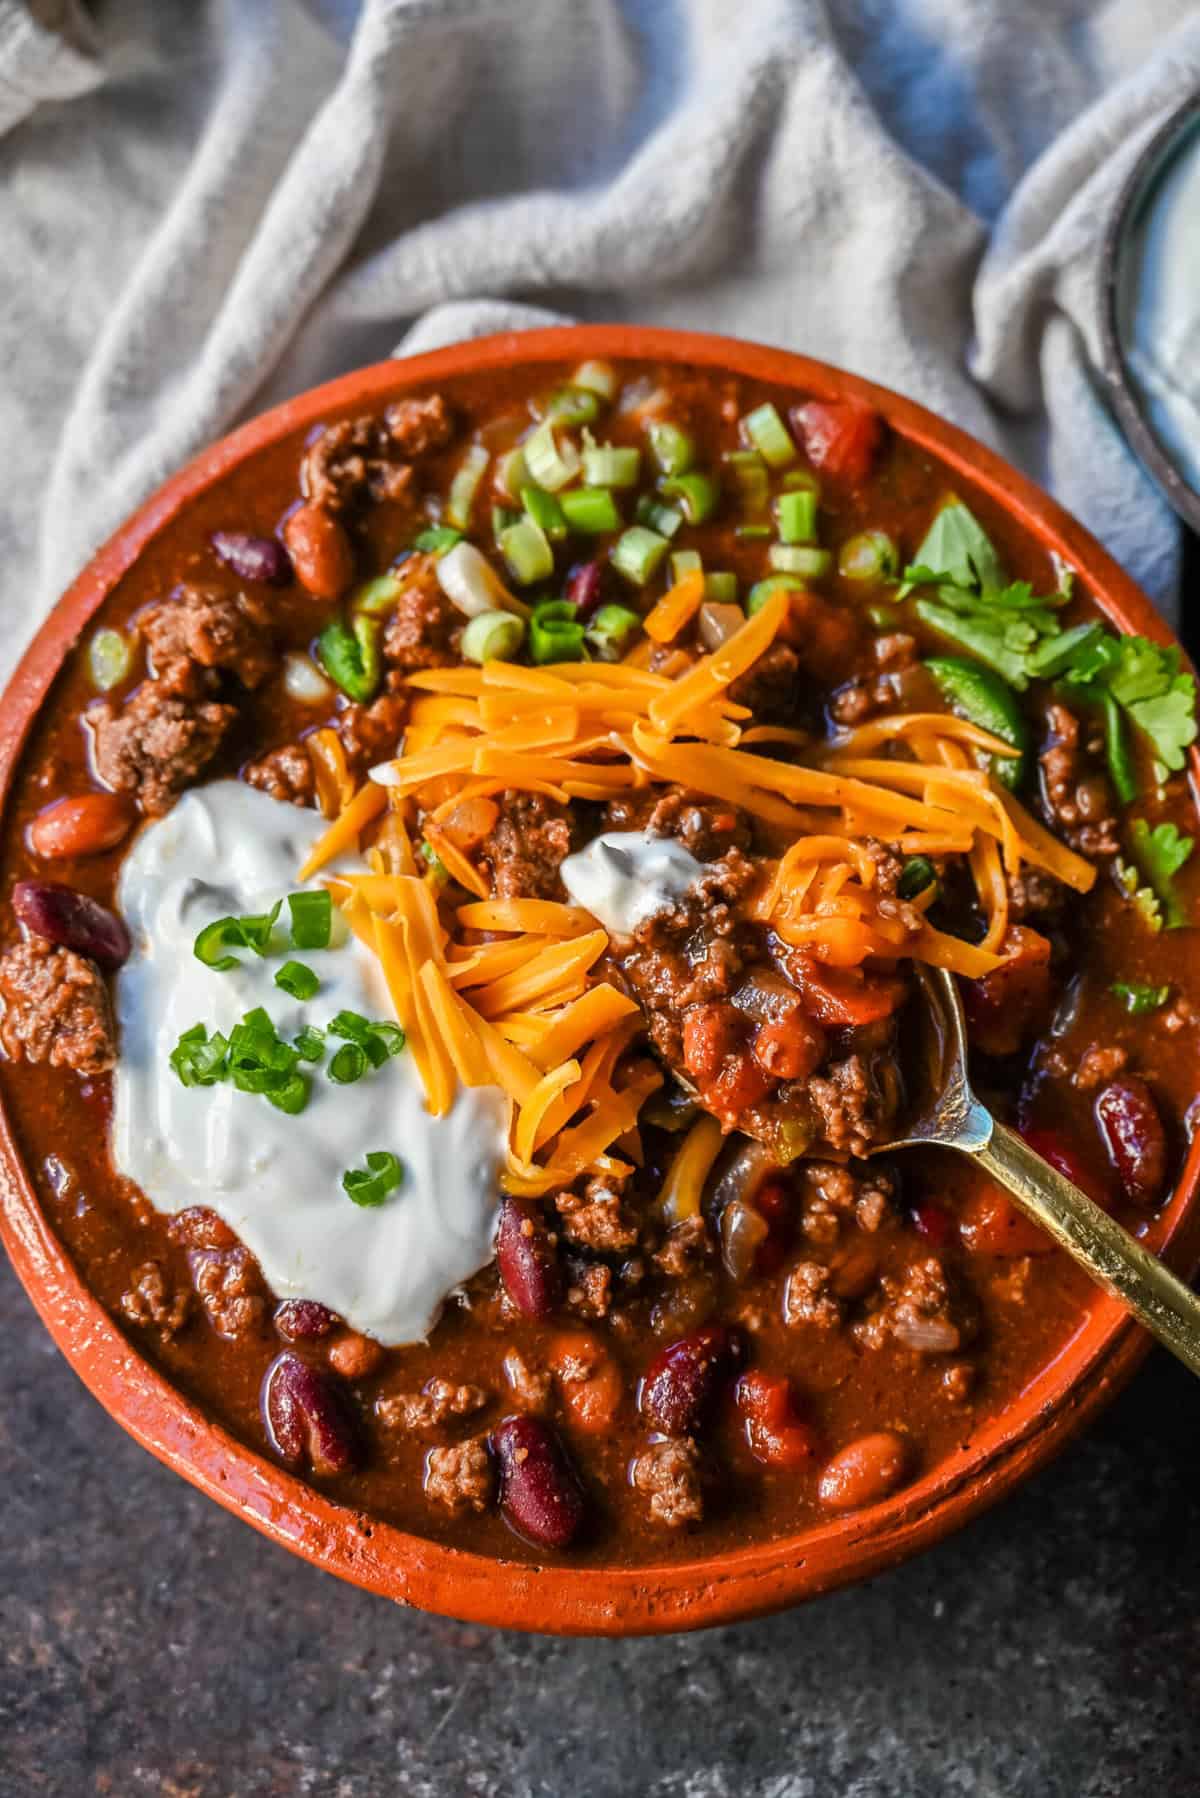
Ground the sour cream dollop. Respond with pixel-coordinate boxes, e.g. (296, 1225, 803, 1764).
(560, 830, 706, 935)
(112, 780, 506, 1345)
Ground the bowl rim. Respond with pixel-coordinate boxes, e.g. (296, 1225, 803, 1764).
(1098, 90, 1200, 535)
(2, 322, 1199, 1637)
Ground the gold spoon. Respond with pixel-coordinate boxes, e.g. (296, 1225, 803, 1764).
(875, 963, 1200, 1378)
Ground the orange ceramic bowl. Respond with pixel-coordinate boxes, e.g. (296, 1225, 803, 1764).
(1, 326, 1197, 1636)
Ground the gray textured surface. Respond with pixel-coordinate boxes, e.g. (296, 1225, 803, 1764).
(3, 1253, 1199, 1797)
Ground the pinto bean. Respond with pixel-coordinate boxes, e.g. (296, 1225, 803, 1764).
(12, 880, 131, 971)
(818, 1430, 908, 1511)
(210, 529, 293, 586)
(327, 1329, 384, 1380)
(274, 1297, 339, 1341)
(496, 1196, 561, 1319)
(547, 1331, 623, 1434)
(492, 1414, 584, 1550)
(281, 503, 354, 600)
(27, 793, 134, 860)
(735, 1369, 821, 1469)
(639, 1324, 744, 1437)
(262, 1352, 360, 1476)
(1095, 1075, 1168, 1208)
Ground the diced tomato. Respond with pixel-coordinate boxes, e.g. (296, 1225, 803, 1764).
(786, 953, 906, 1029)
(752, 1013, 827, 1082)
(792, 399, 883, 486)
(960, 926, 1052, 1057)
(911, 1197, 953, 1249)
(736, 1370, 822, 1469)
(749, 1177, 794, 1277)
(958, 1184, 1051, 1257)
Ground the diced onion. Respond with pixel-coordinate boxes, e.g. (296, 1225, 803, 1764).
(436, 541, 526, 618)
(283, 652, 334, 704)
(571, 360, 618, 400)
(697, 602, 744, 651)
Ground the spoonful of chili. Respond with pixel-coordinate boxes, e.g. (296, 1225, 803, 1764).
(876, 963, 1200, 1377)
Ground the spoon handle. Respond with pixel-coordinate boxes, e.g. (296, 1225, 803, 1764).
(976, 1121, 1200, 1379)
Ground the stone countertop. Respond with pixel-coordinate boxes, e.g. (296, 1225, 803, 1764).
(3, 1251, 1199, 1798)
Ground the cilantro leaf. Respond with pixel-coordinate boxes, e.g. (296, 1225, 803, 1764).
(914, 600, 1034, 690)
(1114, 857, 1162, 933)
(906, 500, 1007, 594)
(1111, 981, 1170, 1015)
(1129, 818, 1194, 929)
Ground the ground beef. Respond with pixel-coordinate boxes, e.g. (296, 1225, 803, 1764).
(604, 785, 753, 861)
(783, 1259, 843, 1329)
(554, 1180, 639, 1254)
(336, 692, 408, 775)
(630, 1437, 704, 1527)
(139, 585, 274, 696)
(481, 791, 574, 900)
(652, 1213, 713, 1277)
(119, 1262, 190, 1338)
(301, 395, 452, 516)
(1006, 866, 1068, 924)
(376, 1379, 489, 1433)
(168, 1207, 238, 1251)
(1039, 703, 1120, 859)
(1073, 1043, 1128, 1091)
(566, 1262, 612, 1320)
(728, 643, 800, 721)
(0, 937, 114, 1074)
(381, 555, 461, 674)
(244, 741, 316, 808)
(423, 1436, 494, 1516)
(89, 681, 237, 816)
(855, 1254, 977, 1354)
(828, 633, 919, 728)
(502, 1349, 552, 1414)
(807, 1055, 886, 1158)
(188, 1246, 266, 1340)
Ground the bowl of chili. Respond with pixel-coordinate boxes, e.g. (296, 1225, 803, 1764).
(0, 325, 1197, 1635)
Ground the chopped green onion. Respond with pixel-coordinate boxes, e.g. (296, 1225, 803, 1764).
(585, 603, 641, 661)
(329, 1010, 401, 1069)
(660, 470, 720, 524)
(725, 449, 770, 515)
(581, 443, 641, 488)
(293, 1025, 326, 1063)
(412, 525, 463, 556)
(421, 840, 450, 889)
(492, 504, 520, 541)
(352, 572, 404, 616)
(1111, 981, 1170, 1015)
(342, 1150, 405, 1208)
(444, 443, 490, 530)
(520, 483, 568, 541)
(169, 1023, 230, 1088)
(838, 530, 899, 582)
(560, 487, 622, 534)
(768, 544, 831, 578)
(267, 1073, 310, 1115)
(670, 549, 702, 584)
(612, 525, 671, 587)
(523, 420, 581, 492)
(88, 628, 133, 693)
(194, 917, 242, 971)
(226, 1007, 308, 1113)
(571, 360, 618, 400)
(461, 609, 526, 664)
(499, 517, 555, 585)
(647, 421, 695, 476)
(635, 494, 683, 539)
(545, 385, 601, 427)
(704, 572, 738, 604)
(496, 446, 529, 502)
(275, 960, 320, 1001)
(329, 1042, 368, 1085)
(742, 402, 797, 468)
(530, 599, 587, 665)
(782, 468, 820, 493)
(897, 856, 938, 901)
(236, 900, 282, 957)
(777, 488, 818, 544)
(867, 603, 898, 630)
(316, 614, 382, 703)
(735, 524, 773, 541)
(1026, 620, 1109, 680)
(436, 540, 520, 618)
(288, 889, 332, 951)
(746, 573, 806, 616)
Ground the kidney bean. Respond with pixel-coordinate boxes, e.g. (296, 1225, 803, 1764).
(281, 503, 354, 600)
(958, 1185, 1050, 1257)
(910, 1197, 952, 1249)
(828, 1240, 878, 1301)
(274, 1297, 339, 1341)
(640, 1324, 744, 1437)
(496, 1196, 561, 1319)
(492, 1414, 584, 1549)
(262, 1352, 360, 1476)
(818, 1430, 908, 1511)
(27, 793, 135, 860)
(211, 529, 293, 586)
(1095, 1075, 1168, 1208)
(748, 1176, 794, 1277)
(735, 1370, 821, 1469)
(565, 560, 605, 621)
(1020, 1127, 1110, 1208)
(752, 1014, 826, 1083)
(547, 1331, 623, 1435)
(327, 1329, 385, 1380)
(12, 880, 131, 971)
